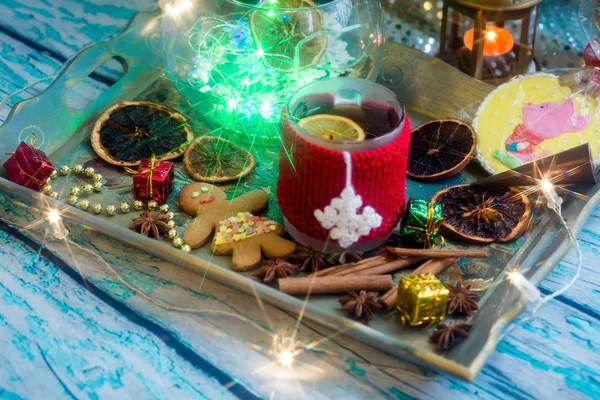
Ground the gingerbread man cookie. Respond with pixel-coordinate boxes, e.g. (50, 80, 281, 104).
(179, 183, 295, 270)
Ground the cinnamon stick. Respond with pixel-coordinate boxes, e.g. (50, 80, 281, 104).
(411, 258, 458, 276)
(380, 258, 458, 311)
(278, 275, 392, 295)
(386, 247, 489, 259)
(380, 286, 398, 311)
(352, 257, 427, 276)
(312, 255, 387, 277)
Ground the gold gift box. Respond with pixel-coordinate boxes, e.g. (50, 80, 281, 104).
(396, 273, 449, 326)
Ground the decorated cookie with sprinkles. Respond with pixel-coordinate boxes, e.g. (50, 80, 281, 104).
(179, 183, 295, 270)
(211, 212, 296, 271)
(474, 73, 600, 174)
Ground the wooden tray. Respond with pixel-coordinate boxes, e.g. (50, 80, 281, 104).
(0, 10, 597, 380)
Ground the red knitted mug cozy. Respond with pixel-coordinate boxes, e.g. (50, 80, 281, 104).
(277, 112, 412, 244)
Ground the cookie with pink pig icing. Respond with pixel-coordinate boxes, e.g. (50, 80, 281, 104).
(474, 73, 600, 174)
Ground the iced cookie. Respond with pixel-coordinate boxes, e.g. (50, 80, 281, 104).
(211, 212, 296, 271)
(180, 182, 269, 248)
(474, 73, 600, 174)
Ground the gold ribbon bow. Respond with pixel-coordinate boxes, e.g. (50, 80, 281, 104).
(125, 154, 158, 197)
(405, 203, 445, 249)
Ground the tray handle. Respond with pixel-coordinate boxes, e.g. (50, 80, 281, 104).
(0, 11, 163, 161)
(379, 43, 493, 120)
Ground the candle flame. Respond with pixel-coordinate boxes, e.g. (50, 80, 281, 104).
(463, 26, 514, 56)
(485, 30, 497, 42)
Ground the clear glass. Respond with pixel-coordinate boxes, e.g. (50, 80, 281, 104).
(285, 77, 405, 152)
(279, 77, 408, 252)
(161, 0, 385, 145)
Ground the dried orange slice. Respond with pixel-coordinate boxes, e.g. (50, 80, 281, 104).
(299, 114, 366, 142)
(250, 0, 328, 72)
(91, 101, 193, 167)
(408, 119, 477, 181)
(184, 136, 256, 183)
(431, 184, 531, 244)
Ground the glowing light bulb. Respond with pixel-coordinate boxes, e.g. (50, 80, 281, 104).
(226, 96, 240, 112)
(241, 77, 250, 87)
(277, 350, 294, 369)
(260, 100, 274, 120)
(47, 209, 69, 240)
(47, 209, 60, 224)
(165, 0, 192, 16)
(180, 0, 192, 11)
(272, 334, 297, 369)
(256, 48, 265, 57)
(540, 179, 553, 193)
(507, 271, 541, 302)
(539, 178, 563, 212)
(267, 10, 275, 18)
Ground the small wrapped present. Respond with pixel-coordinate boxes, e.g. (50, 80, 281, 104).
(400, 198, 443, 248)
(132, 156, 174, 204)
(396, 273, 449, 326)
(3, 141, 55, 191)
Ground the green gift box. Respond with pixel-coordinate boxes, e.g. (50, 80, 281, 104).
(401, 198, 443, 248)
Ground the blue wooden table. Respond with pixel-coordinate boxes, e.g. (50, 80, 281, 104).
(0, 1, 599, 399)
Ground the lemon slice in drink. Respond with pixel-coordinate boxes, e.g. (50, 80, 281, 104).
(298, 115, 366, 142)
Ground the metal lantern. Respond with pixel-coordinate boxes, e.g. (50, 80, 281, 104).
(438, 0, 542, 83)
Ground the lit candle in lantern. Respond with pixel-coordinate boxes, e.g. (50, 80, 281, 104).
(463, 26, 514, 56)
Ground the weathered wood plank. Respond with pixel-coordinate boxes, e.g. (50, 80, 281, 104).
(0, 228, 238, 399)
(0, 30, 111, 123)
(0, 0, 156, 56)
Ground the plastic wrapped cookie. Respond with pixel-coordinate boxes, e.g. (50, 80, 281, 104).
(474, 73, 600, 174)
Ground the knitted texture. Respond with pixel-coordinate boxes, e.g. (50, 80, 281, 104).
(277, 113, 412, 243)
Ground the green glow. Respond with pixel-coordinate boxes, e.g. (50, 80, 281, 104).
(260, 100, 275, 120)
(177, 3, 368, 145)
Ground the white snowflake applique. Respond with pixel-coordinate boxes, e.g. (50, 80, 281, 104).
(314, 152, 382, 248)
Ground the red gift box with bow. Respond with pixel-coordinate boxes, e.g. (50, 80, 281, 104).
(3, 141, 55, 191)
(132, 157, 174, 204)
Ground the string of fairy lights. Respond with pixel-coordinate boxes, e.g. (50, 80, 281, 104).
(0, 0, 591, 384)
(172, 0, 362, 133)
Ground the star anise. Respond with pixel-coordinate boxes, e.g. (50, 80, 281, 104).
(288, 245, 328, 272)
(339, 291, 382, 324)
(430, 321, 472, 350)
(252, 259, 298, 282)
(130, 211, 171, 239)
(445, 281, 481, 317)
(459, 195, 503, 224)
(327, 250, 362, 266)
